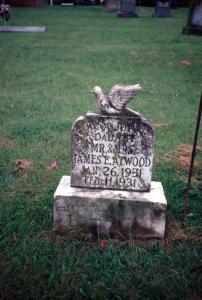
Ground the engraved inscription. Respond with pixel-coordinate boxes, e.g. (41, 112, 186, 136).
(71, 113, 154, 191)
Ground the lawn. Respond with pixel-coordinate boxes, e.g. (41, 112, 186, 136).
(0, 5, 202, 299)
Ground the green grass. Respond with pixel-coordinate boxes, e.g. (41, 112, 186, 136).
(0, 5, 202, 299)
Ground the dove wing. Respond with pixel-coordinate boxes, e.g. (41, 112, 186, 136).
(108, 84, 141, 110)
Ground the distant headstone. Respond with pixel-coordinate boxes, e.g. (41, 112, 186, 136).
(0, 26, 46, 32)
(118, 0, 137, 17)
(54, 84, 167, 239)
(153, 0, 171, 17)
(105, 0, 120, 11)
(183, 0, 202, 35)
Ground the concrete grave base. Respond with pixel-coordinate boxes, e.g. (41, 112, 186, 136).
(54, 176, 167, 239)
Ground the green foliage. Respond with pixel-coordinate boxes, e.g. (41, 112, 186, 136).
(0, 6, 201, 299)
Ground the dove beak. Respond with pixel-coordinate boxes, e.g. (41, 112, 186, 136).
(135, 84, 142, 91)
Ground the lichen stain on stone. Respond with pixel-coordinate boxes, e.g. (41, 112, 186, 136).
(103, 201, 126, 231)
(81, 165, 91, 177)
(72, 118, 90, 155)
(132, 219, 156, 237)
(139, 177, 150, 192)
(153, 207, 164, 217)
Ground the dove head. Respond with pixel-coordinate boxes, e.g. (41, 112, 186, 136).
(91, 86, 103, 96)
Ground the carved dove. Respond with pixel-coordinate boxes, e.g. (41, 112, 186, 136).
(91, 84, 141, 115)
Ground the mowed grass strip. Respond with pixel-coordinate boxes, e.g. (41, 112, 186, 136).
(0, 6, 201, 299)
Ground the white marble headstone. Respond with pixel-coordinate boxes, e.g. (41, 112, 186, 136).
(71, 111, 154, 192)
(54, 85, 167, 239)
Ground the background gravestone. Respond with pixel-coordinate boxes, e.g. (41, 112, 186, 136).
(153, 0, 171, 17)
(118, 0, 137, 17)
(105, 0, 120, 11)
(183, 0, 202, 35)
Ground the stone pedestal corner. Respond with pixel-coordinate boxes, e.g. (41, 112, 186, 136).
(54, 176, 167, 239)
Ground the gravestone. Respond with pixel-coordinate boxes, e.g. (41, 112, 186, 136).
(71, 113, 153, 191)
(54, 84, 167, 239)
(183, 0, 202, 35)
(105, 0, 120, 12)
(118, 0, 137, 17)
(153, 0, 171, 17)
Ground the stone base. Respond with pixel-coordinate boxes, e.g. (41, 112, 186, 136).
(182, 25, 202, 36)
(152, 8, 171, 18)
(117, 11, 137, 17)
(54, 176, 167, 239)
(152, 11, 171, 17)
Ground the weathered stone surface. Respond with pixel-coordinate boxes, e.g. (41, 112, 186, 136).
(54, 176, 167, 239)
(153, 0, 171, 18)
(91, 84, 142, 115)
(71, 111, 154, 192)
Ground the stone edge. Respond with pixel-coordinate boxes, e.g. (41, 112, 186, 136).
(54, 176, 167, 206)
